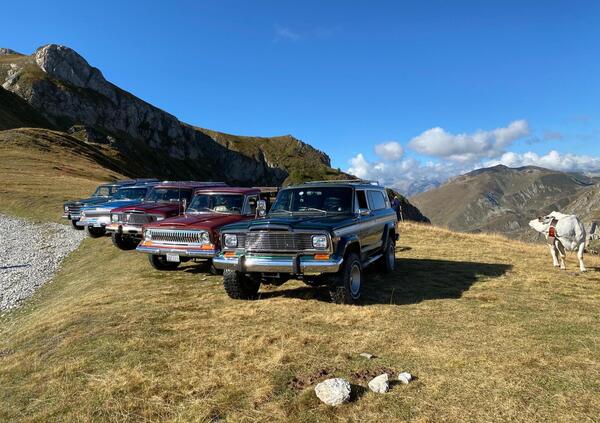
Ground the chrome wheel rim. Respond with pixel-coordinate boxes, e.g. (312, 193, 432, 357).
(350, 263, 361, 297)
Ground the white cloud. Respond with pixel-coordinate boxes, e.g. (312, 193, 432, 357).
(274, 25, 300, 41)
(486, 150, 600, 173)
(374, 141, 403, 161)
(408, 120, 530, 162)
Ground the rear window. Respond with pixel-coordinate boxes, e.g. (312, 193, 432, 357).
(367, 190, 387, 210)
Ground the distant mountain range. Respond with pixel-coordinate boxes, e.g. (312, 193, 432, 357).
(411, 164, 600, 239)
(0, 44, 430, 222)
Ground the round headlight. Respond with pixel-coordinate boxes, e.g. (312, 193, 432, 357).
(200, 231, 210, 244)
(64, 206, 69, 212)
(224, 233, 238, 248)
(312, 235, 328, 249)
(111, 214, 118, 222)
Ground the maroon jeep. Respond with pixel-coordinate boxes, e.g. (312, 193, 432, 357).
(136, 187, 277, 271)
(107, 181, 226, 250)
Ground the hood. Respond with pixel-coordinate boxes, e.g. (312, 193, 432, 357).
(81, 199, 144, 212)
(65, 196, 110, 207)
(222, 214, 356, 233)
(112, 202, 182, 215)
(145, 213, 246, 230)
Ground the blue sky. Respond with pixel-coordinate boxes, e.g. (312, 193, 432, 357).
(3, 0, 600, 192)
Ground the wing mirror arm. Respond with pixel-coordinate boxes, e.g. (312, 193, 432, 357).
(359, 208, 371, 217)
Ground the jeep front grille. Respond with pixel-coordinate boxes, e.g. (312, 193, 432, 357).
(147, 229, 205, 245)
(119, 212, 155, 225)
(244, 232, 315, 252)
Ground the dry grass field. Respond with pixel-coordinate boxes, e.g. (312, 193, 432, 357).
(1, 136, 599, 421)
(1, 220, 599, 422)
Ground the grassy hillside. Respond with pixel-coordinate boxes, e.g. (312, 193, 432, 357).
(411, 165, 596, 239)
(1, 221, 598, 421)
(0, 128, 124, 222)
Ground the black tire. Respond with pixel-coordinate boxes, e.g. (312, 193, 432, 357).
(329, 252, 362, 304)
(376, 235, 396, 273)
(223, 270, 260, 300)
(71, 220, 84, 230)
(148, 254, 180, 271)
(86, 226, 106, 238)
(111, 233, 139, 251)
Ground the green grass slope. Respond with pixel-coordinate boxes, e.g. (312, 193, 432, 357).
(0, 224, 598, 422)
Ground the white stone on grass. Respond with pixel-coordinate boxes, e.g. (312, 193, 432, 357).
(368, 373, 389, 393)
(359, 352, 374, 359)
(398, 372, 413, 384)
(314, 378, 351, 406)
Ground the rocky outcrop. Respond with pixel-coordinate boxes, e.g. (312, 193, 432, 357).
(0, 44, 342, 186)
(0, 48, 21, 56)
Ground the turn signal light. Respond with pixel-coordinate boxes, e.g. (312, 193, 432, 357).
(314, 254, 330, 260)
(224, 251, 236, 258)
(200, 243, 214, 250)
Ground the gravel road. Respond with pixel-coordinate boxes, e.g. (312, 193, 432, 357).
(0, 214, 86, 311)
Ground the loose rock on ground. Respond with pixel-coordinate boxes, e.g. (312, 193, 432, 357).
(0, 215, 85, 311)
(368, 373, 389, 393)
(314, 378, 351, 406)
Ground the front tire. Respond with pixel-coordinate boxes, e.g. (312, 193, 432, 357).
(87, 226, 106, 238)
(223, 270, 260, 300)
(111, 233, 139, 251)
(148, 254, 180, 271)
(71, 220, 84, 230)
(329, 253, 362, 304)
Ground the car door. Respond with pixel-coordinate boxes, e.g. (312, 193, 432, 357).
(355, 189, 377, 254)
(366, 190, 390, 252)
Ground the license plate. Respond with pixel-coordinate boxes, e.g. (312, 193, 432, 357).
(166, 253, 180, 263)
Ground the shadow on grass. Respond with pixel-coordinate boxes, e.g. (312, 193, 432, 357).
(259, 258, 512, 305)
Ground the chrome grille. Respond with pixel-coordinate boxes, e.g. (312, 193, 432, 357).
(120, 212, 154, 225)
(67, 204, 82, 216)
(245, 232, 315, 252)
(147, 229, 205, 245)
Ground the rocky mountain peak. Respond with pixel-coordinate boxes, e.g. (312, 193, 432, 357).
(0, 48, 21, 56)
(34, 44, 114, 100)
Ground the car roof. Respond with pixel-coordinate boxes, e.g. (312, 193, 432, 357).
(117, 183, 158, 190)
(286, 180, 385, 190)
(155, 181, 228, 189)
(193, 187, 261, 195)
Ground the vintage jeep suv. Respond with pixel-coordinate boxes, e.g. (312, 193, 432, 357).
(214, 180, 398, 304)
(77, 182, 158, 238)
(62, 179, 157, 230)
(136, 187, 278, 271)
(107, 181, 227, 250)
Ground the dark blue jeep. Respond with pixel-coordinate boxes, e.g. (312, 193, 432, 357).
(214, 180, 398, 304)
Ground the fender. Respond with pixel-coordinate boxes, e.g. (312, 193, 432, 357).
(381, 222, 397, 247)
(336, 235, 360, 258)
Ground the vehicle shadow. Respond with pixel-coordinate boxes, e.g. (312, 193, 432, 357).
(259, 258, 512, 305)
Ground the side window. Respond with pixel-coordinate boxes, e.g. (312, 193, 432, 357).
(356, 190, 369, 211)
(367, 190, 387, 210)
(246, 195, 258, 215)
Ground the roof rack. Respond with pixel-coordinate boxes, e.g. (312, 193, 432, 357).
(303, 179, 380, 186)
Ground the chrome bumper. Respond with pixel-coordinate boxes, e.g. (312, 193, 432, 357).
(106, 223, 143, 236)
(77, 216, 110, 227)
(136, 244, 217, 258)
(213, 254, 343, 274)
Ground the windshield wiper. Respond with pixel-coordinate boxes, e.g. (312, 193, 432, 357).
(299, 207, 328, 214)
(270, 209, 294, 215)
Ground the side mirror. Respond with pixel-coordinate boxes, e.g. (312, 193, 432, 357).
(256, 200, 267, 218)
(359, 208, 371, 217)
(182, 198, 187, 213)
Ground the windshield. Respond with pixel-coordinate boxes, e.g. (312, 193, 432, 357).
(93, 185, 112, 197)
(145, 188, 192, 203)
(187, 194, 244, 214)
(270, 187, 353, 215)
(111, 187, 148, 200)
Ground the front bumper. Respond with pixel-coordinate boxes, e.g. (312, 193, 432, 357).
(136, 242, 217, 258)
(106, 223, 143, 237)
(77, 216, 110, 227)
(213, 254, 343, 274)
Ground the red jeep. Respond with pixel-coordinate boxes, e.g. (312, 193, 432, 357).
(107, 181, 227, 250)
(136, 187, 277, 271)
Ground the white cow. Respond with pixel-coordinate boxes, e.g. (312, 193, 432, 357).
(529, 211, 587, 272)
